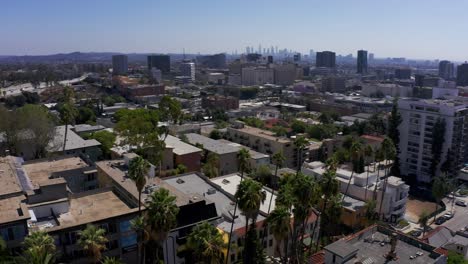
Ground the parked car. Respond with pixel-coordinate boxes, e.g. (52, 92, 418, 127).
(435, 217, 446, 225)
(443, 212, 454, 219)
(455, 200, 467, 207)
(410, 230, 422, 237)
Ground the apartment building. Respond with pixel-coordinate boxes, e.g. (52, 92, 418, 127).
(226, 124, 298, 169)
(323, 225, 446, 264)
(185, 133, 239, 176)
(302, 161, 409, 222)
(164, 135, 202, 172)
(217, 139, 270, 170)
(398, 98, 468, 183)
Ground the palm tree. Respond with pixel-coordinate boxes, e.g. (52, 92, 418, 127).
(59, 87, 78, 154)
(363, 145, 374, 201)
(23, 231, 56, 264)
(294, 136, 308, 174)
(432, 176, 448, 222)
(131, 216, 150, 264)
(185, 221, 227, 264)
(238, 148, 251, 178)
(128, 156, 150, 214)
(145, 187, 179, 263)
(364, 199, 377, 226)
(314, 158, 340, 252)
(378, 138, 396, 216)
(78, 224, 108, 264)
(101, 256, 124, 264)
(342, 141, 362, 202)
(418, 211, 430, 237)
(225, 148, 252, 263)
(235, 178, 266, 263)
(266, 207, 291, 264)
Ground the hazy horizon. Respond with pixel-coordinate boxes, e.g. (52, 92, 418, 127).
(2, 0, 468, 61)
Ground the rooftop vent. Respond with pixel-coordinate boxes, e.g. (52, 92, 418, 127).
(222, 179, 230, 185)
(207, 188, 216, 195)
(176, 178, 185, 184)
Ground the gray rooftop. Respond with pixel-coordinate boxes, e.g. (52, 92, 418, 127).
(73, 124, 106, 134)
(48, 126, 101, 152)
(185, 133, 238, 155)
(164, 135, 202, 156)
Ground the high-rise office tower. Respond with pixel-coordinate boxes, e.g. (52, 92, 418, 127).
(457, 63, 468, 86)
(439, 60, 455, 80)
(398, 98, 468, 183)
(357, 50, 368, 74)
(369, 53, 374, 62)
(112, 55, 128, 75)
(394, 68, 412, 79)
(147, 55, 171, 73)
(315, 51, 336, 68)
(180, 61, 195, 81)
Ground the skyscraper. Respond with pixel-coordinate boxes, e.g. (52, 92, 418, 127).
(316, 51, 336, 68)
(180, 61, 195, 81)
(147, 55, 171, 73)
(112, 55, 128, 75)
(357, 50, 368, 74)
(457, 63, 468, 86)
(439, 60, 455, 80)
(369, 53, 374, 62)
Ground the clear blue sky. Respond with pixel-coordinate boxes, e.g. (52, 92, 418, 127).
(2, 0, 467, 61)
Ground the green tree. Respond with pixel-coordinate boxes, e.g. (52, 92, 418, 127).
(447, 251, 468, 264)
(131, 216, 149, 264)
(59, 87, 78, 154)
(432, 175, 449, 222)
(128, 156, 150, 214)
(203, 152, 219, 178)
(431, 118, 446, 178)
(78, 224, 108, 264)
(159, 95, 183, 130)
(291, 120, 306, 134)
(251, 164, 272, 186)
(145, 188, 179, 263)
(387, 98, 402, 176)
(364, 199, 377, 226)
(86, 130, 116, 158)
(272, 125, 288, 137)
(418, 211, 430, 237)
(342, 141, 362, 202)
(184, 222, 226, 264)
(209, 129, 222, 140)
(294, 136, 308, 174)
(101, 256, 124, 264)
(237, 148, 251, 177)
(267, 207, 291, 263)
(22, 231, 56, 264)
(76, 106, 97, 124)
(235, 178, 266, 264)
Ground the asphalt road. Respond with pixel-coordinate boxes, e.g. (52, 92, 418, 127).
(431, 195, 468, 232)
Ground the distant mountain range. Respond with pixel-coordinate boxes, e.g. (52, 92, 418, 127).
(0, 52, 201, 63)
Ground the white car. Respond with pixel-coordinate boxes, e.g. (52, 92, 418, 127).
(443, 212, 454, 219)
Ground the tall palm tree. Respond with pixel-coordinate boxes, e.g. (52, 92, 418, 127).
(363, 145, 374, 201)
(78, 224, 108, 264)
(59, 87, 77, 154)
(378, 138, 396, 216)
(128, 156, 150, 214)
(418, 211, 430, 237)
(225, 148, 252, 263)
(266, 207, 291, 264)
(294, 136, 308, 174)
(342, 141, 362, 202)
(185, 221, 227, 264)
(238, 148, 251, 178)
(235, 178, 266, 264)
(145, 187, 179, 263)
(131, 216, 150, 264)
(314, 158, 340, 252)
(23, 231, 56, 264)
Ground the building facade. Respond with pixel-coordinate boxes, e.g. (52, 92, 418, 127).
(147, 55, 171, 73)
(112, 55, 128, 76)
(316, 51, 336, 68)
(357, 50, 368, 74)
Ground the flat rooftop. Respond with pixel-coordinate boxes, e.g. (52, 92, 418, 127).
(164, 135, 202, 156)
(55, 189, 134, 229)
(325, 225, 444, 264)
(185, 133, 239, 155)
(96, 160, 191, 207)
(217, 139, 269, 160)
(0, 194, 30, 224)
(23, 156, 89, 187)
(230, 125, 292, 143)
(0, 156, 23, 196)
(211, 174, 277, 215)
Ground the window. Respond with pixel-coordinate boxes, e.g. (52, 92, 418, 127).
(269, 239, 273, 247)
(87, 173, 96, 182)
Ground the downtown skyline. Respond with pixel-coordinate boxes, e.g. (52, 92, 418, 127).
(2, 0, 468, 61)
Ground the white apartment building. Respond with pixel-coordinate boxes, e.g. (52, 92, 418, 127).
(180, 62, 195, 81)
(241, 67, 274, 85)
(302, 161, 410, 220)
(398, 98, 468, 183)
